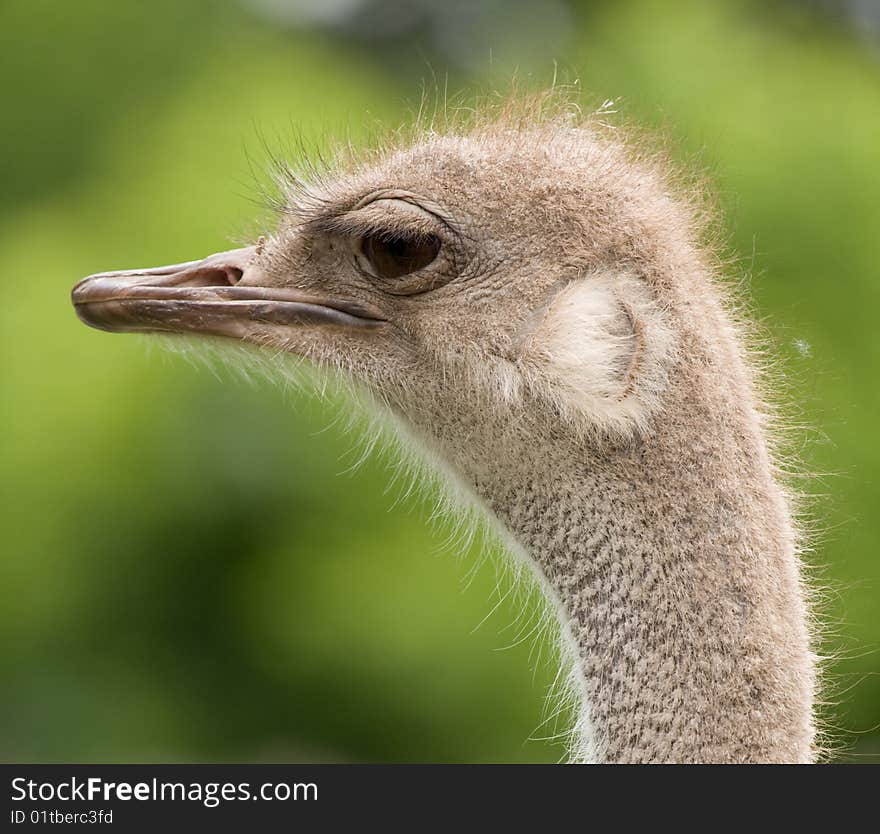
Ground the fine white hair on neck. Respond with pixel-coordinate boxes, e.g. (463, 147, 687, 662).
(379, 413, 594, 762)
(153, 331, 592, 761)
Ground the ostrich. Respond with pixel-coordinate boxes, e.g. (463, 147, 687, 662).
(71, 97, 817, 764)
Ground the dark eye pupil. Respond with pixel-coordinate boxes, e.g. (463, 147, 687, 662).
(363, 233, 440, 279)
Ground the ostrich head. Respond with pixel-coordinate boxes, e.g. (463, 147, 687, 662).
(73, 108, 678, 452)
(71, 98, 817, 764)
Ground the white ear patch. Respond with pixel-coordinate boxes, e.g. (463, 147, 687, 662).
(517, 270, 676, 439)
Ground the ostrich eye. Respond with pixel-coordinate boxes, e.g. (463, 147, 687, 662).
(361, 233, 441, 279)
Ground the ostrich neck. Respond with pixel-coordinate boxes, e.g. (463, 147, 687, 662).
(412, 384, 816, 763)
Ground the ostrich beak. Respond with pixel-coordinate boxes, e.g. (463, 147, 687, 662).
(71, 246, 386, 339)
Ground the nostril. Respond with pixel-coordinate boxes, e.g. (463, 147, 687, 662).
(225, 267, 244, 286)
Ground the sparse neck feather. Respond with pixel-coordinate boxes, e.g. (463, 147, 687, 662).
(403, 340, 816, 764)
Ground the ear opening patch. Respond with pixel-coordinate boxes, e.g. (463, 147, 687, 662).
(516, 269, 676, 440)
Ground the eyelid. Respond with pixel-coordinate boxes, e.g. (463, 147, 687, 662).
(312, 205, 447, 248)
(304, 191, 458, 242)
(352, 189, 457, 230)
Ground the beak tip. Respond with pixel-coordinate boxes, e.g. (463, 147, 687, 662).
(71, 276, 91, 305)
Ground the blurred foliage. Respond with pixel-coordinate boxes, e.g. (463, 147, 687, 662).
(0, 0, 877, 761)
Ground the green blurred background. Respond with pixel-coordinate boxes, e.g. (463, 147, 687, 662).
(1, 0, 878, 762)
